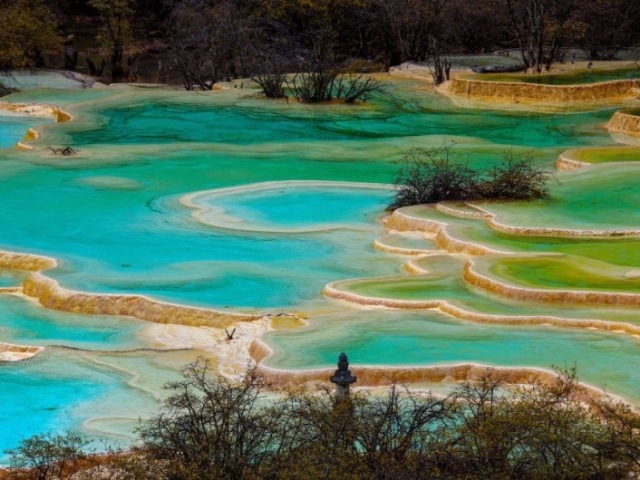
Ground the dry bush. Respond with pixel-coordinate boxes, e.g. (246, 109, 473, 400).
(389, 144, 555, 210)
(6, 363, 640, 480)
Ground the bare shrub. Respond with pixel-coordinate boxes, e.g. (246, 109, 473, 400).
(389, 144, 554, 210)
(434, 367, 640, 479)
(4, 430, 87, 480)
(480, 150, 555, 200)
(429, 36, 451, 86)
(286, 61, 384, 104)
(334, 74, 385, 103)
(287, 66, 337, 103)
(252, 70, 287, 99)
(389, 143, 478, 209)
(137, 360, 283, 480)
(6, 364, 640, 479)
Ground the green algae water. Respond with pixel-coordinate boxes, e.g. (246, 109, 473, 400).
(1, 71, 640, 460)
(473, 66, 640, 85)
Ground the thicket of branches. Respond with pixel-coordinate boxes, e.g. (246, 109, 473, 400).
(6, 0, 640, 83)
(389, 144, 554, 210)
(4, 360, 640, 479)
(3, 431, 87, 480)
(285, 71, 384, 103)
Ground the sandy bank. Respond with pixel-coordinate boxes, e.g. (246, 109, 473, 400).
(143, 314, 306, 379)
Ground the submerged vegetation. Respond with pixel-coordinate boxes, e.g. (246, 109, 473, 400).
(389, 144, 554, 210)
(4, 361, 640, 479)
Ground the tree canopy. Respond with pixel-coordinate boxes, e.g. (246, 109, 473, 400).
(0, 0, 61, 69)
(1, 0, 639, 84)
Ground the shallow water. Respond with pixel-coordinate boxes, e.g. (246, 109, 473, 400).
(0, 73, 639, 458)
(0, 348, 198, 459)
(265, 309, 640, 402)
(0, 295, 144, 349)
(481, 165, 640, 230)
(0, 113, 53, 148)
(475, 67, 640, 85)
(65, 91, 615, 149)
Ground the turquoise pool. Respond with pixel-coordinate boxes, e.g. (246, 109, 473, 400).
(0, 73, 638, 459)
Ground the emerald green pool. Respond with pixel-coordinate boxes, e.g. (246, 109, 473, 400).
(483, 255, 640, 293)
(265, 309, 640, 402)
(1, 71, 639, 459)
(395, 205, 640, 268)
(478, 165, 640, 231)
(474, 66, 640, 85)
(567, 147, 640, 164)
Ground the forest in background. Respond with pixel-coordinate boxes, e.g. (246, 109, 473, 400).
(1, 0, 639, 86)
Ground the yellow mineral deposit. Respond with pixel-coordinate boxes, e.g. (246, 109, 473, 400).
(607, 110, 640, 137)
(372, 236, 436, 256)
(0, 342, 44, 362)
(0, 102, 73, 123)
(21, 273, 259, 328)
(463, 258, 640, 308)
(385, 209, 505, 255)
(443, 74, 640, 108)
(480, 206, 640, 237)
(322, 276, 640, 339)
(0, 102, 73, 150)
(250, 337, 611, 404)
(555, 150, 592, 171)
(0, 249, 57, 271)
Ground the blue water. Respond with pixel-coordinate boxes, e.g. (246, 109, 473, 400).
(0, 75, 634, 459)
(204, 185, 390, 230)
(0, 353, 118, 458)
(0, 295, 144, 349)
(0, 114, 52, 148)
